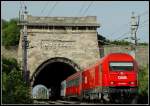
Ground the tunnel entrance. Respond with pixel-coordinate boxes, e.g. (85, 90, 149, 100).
(31, 57, 81, 100)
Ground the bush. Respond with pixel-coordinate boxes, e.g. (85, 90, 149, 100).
(2, 56, 20, 74)
(2, 57, 33, 104)
(2, 18, 20, 47)
(138, 65, 148, 96)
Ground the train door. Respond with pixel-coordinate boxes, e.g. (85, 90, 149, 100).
(60, 80, 66, 97)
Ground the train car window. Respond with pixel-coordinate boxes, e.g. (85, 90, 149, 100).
(76, 77, 80, 86)
(72, 80, 74, 86)
(72, 80, 73, 86)
(68, 81, 70, 87)
(70, 80, 72, 87)
(76, 78, 79, 85)
(68, 80, 71, 87)
(73, 79, 75, 86)
(66, 81, 69, 87)
(109, 62, 133, 71)
(71, 80, 73, 87)
(74, 78, 76, 86)
(66, 82, 68, 87)
(74, 79, 76, 86)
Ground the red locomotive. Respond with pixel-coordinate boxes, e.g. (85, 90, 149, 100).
(61, 53, 138, 103)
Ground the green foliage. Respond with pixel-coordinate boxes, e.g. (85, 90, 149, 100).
(138, 42, 148, 46)
(138, 65, 148, 96)
(109, 40, 148, 46)
(97, 34, 132, 46)
(2, 19, 8, 29)
(110, 40, 130, 45)
(2, 56, 20, 74)
(2, 57, 33, 104)
(2, 18, 20, 47)
(97, 33, 110, 46)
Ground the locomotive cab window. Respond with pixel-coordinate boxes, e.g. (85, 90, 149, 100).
(109, 62, 133, 71)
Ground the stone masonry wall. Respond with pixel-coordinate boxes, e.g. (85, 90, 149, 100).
(18, 28, 100, 78)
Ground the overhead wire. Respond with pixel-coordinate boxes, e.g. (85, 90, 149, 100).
(40, 1, 50, 15)
(81, 1, 94, 16)
(47, 1, 59, 16)
(34, 1, 54, 22)
(140, 19, 149, 25)
(19, 1, 23, 11)
(99, 17, 149, 46)
(114, 19, 149, 41)
(22, 1, 27, 8)
(136, 10, 149, 17)
(75, 1, 87, 16)
(73, 1, 94, 24)
(109, 10, 148, 40)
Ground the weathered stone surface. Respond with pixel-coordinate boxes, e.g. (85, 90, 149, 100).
(18, 15, 100, 27)
(18, 15, 100, 79)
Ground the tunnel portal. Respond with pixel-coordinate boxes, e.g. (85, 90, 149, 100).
(32, 58, 79, 100)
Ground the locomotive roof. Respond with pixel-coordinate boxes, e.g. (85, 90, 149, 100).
(106, 52, 134, 60)
(64, 53, 135, 81)
(83, 53, 135, 71)
(66, 71, 82, 81)
(102, 53, 134, 63)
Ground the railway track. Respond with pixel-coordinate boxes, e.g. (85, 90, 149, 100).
(33, 96, 138, 104)
(33, 99, 81, 104)
(33, 99, 113, 104)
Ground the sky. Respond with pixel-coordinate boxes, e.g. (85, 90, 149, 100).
(1, 1, 149, 43)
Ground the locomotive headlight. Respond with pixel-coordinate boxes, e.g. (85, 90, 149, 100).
(110, 81, 114, 84)
(129, 81, 135, 84)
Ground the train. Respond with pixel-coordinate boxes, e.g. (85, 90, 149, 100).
(60, 53, 138, 103)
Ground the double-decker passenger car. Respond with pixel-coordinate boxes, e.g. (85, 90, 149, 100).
(61, 53, 138, 103)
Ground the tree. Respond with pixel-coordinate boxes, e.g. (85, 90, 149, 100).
(2, 18, 20, 48)
(2, 57, 33, 104)
(2, 56, 20, 74)
(110, 40, 130, 45)
(138, 42, 148, 46)
(2, 19, 8, 29)
(97, 33, 110, 46)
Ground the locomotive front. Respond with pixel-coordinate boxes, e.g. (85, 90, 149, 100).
(104, 53, 138, 103)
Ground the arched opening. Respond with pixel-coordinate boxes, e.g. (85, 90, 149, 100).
(32, 84, 49, 99)
(31, 57, 80, 100)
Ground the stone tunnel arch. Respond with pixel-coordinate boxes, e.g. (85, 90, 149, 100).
(31, 57, 81, 99)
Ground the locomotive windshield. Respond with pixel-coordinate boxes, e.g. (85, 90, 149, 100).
(109, 62, 133, 71)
